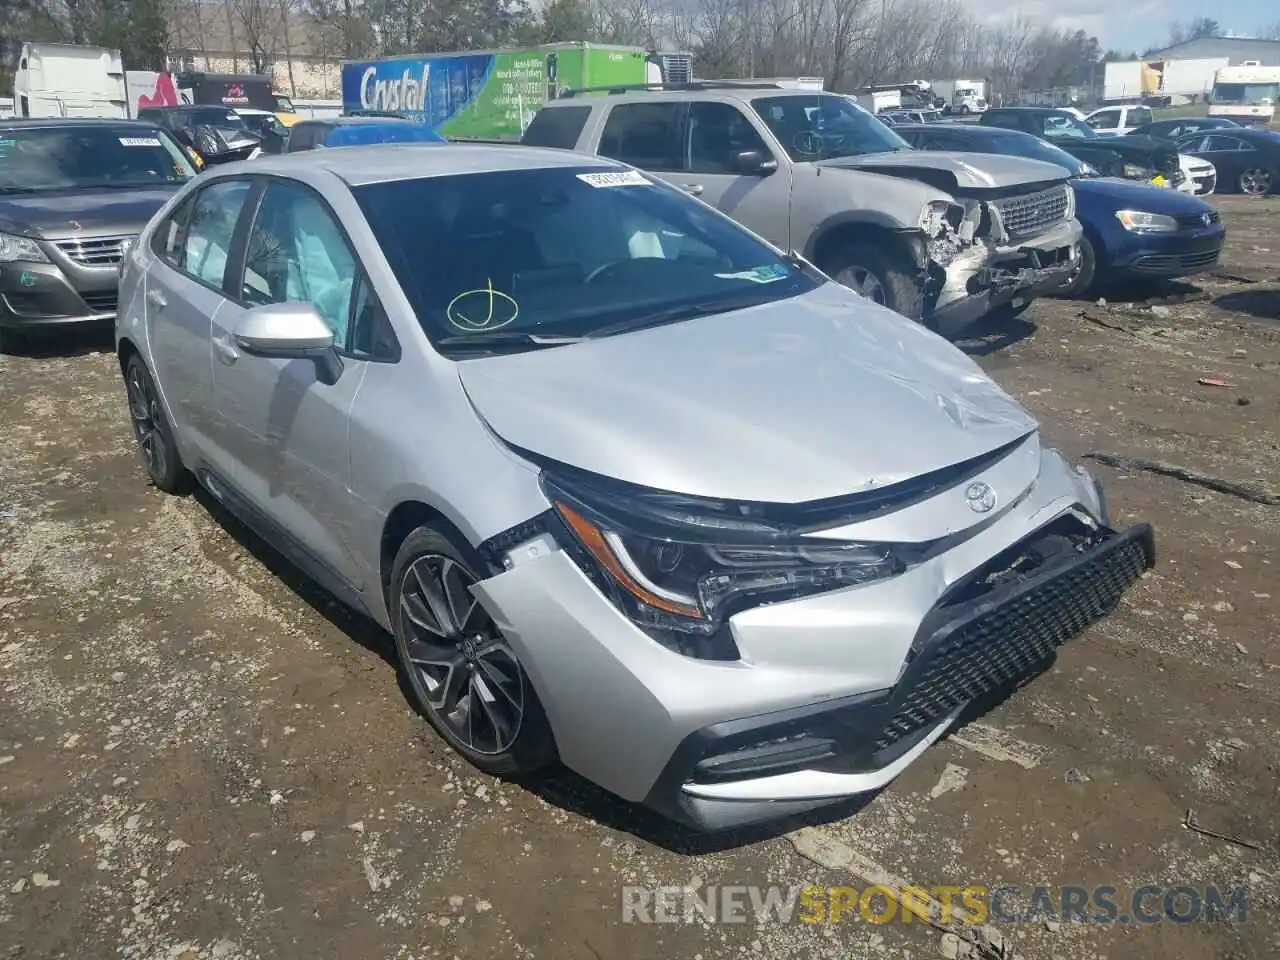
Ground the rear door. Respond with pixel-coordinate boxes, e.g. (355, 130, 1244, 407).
(1192, 134, 1255, 185)
(207, 177, 374, 590)
(145, 177, 255, 469)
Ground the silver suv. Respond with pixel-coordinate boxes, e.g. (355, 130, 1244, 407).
(117, 144, 1153, 831)
(524, 83, 1082, 332)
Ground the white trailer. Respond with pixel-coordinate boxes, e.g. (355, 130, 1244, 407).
(12, 42, 128, 118)
(1159, 57, 1229, 101)
(931, 79, 987, 114)
(1103, 61, 1144, 102)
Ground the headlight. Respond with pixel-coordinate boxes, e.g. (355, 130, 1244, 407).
(1121, 163, 1154, 179)
(918, 200, 959, 238)
(0, 232, 49, 263)
(541, 471, 908, 657)
(1063, 183, 1076, 221)
(1115, 210, 1178, 233)
(1080, 162, 1100, 176)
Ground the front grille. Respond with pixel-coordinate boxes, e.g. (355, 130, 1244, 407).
(80, 290, 118, 315)
(1175, 210, 1220, 228)
(872, 525, 1154, 753)
(990, 184, 1070, 239)
(1131, 249, 1221, 274)
(1194, 173, 1217, 195)
(52, 235, 132, 267)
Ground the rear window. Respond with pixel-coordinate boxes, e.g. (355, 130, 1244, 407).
(521, 106, 591, 149)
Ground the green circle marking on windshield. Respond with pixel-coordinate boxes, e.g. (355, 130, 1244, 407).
(446, 279, 519, 333)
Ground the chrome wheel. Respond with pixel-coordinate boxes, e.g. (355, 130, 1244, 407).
(835, 266, 886, 304)
(1239, 168, 1272, 196)
(398, 555, 524, 756)
(126, 363, 167, 480)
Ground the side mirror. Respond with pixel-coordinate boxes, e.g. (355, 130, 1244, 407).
(731, 149, 778, 176)
(234, 303, 344, 384)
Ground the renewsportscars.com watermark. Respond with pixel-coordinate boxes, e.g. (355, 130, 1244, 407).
(621, 883, 1251, 926)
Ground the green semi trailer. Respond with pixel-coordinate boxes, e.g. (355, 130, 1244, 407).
(341, 42, 692, 140)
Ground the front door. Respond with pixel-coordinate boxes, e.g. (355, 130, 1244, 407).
(679, 101, 794, 250)
(208, 178, 370, 590)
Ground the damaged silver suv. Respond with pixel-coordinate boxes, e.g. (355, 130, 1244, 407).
(524, 83, 1082, 332)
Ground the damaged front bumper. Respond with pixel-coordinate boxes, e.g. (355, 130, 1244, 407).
(920, 198, 1082, 335)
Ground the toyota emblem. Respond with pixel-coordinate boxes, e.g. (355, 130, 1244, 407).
(965, 481, 997, 513)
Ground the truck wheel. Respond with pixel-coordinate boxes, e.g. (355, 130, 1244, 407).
(1058, 235, 1098, 298)
(959, 105, 971, 115)
(822, 242, 925, 321)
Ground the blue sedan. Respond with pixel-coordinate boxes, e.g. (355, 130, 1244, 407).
(893, 123, 1226, 297)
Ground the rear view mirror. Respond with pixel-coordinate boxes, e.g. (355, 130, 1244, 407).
(234, 303, 343, 384)
(732, 149, 778, 176)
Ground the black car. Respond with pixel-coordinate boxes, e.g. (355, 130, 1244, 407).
(980, 107, 1181, 188)
(1126, 116, 1240, 140)
(283, 116, 447, 152)
(0, 119, 199, 351)
(1175, 127, 1280, 196)
(136, 105, 263, 164)
(894, 123, 1226, 296)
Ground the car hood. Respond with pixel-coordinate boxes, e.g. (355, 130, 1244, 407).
(1073, 176, 1215, 212)
(819, 151, 1066, 192)
(0, 184, 184, 240)
(457, 285, 1039, 504)
(1072, 134, 1171, 158)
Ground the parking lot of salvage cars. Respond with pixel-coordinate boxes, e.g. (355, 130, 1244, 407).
(1, 197, 1278, 960)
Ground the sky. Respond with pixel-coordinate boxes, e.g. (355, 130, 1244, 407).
(979, 0, 1276, 55)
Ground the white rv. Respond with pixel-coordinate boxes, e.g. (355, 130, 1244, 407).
(1208, 63, 1280, 124)
(12, 43, 128, 118)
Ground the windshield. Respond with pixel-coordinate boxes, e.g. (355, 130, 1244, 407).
(355, 167, 822, 357)
(179, 107, 248, 129)
(1211, 82, 1279, 104)
(0, 125, 198, 193)
(274, 95, 296, 112)
(241, 113, 287, 138)
(983, 132, 1091, 176)
(751, 94, 911, 161)
(1042, 113, 1097, 141)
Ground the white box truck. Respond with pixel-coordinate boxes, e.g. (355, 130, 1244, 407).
(931, 79, 987, 114)
(12, 42, 128, 118)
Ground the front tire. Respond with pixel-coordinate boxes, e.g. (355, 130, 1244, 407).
(124, 354, 191, 494)
(1057, 234, 1098, 299)
(822, 242, 925, 321)
(389, 526, 556, 777)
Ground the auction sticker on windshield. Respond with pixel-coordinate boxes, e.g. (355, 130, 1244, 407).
(119, 137, 163, 147)
(577, 171, 650, 188)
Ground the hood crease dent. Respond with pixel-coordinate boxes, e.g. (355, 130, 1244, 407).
(456, 286, 1038, 504)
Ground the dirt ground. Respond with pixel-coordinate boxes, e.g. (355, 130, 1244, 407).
(2, 197, 1278, 960)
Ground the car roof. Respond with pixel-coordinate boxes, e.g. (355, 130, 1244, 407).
(0, 117, 156, 128)
(248, 142, 625, 185)
(539, 86, 835, 108)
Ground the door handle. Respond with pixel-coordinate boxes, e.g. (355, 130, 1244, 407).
(146, 288, 167, 309)
(213, 334, 240, 366)
(680, 183, 705, 196)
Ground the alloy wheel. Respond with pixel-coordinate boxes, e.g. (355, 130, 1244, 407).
(398, 555, 525, 756)
(1239, 168, 1272, 196)
(126, 364, 168, 480)
(836, 266, 886, 304)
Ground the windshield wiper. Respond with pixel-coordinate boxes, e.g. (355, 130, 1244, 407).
(435, 331, 583, 353)
(586, 299, 755, 340)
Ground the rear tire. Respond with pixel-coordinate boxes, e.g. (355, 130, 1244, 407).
(822, 241, 925, 322)
(389, 525, 557, 778)
(124, 354, 191, 494)
(1238, 167, 1273, 196)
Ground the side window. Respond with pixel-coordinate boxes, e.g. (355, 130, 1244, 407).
(151, 195, 195, 263)
(171, 179, 252, 287)
(686, 102, 770, 173)
(287, 125, 314, 152)
(1205, 135, 1247, 151)
(1086, 110, 1119, 130)
(598, 103, 685, 171)
(521, 106, 591, 148)
(240, 181, 360, 352)
(347, 275, 399, 361)
(1131, 107, 1154, 126)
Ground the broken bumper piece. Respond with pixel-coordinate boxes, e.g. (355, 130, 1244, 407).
(929, 218, 1081, 336)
